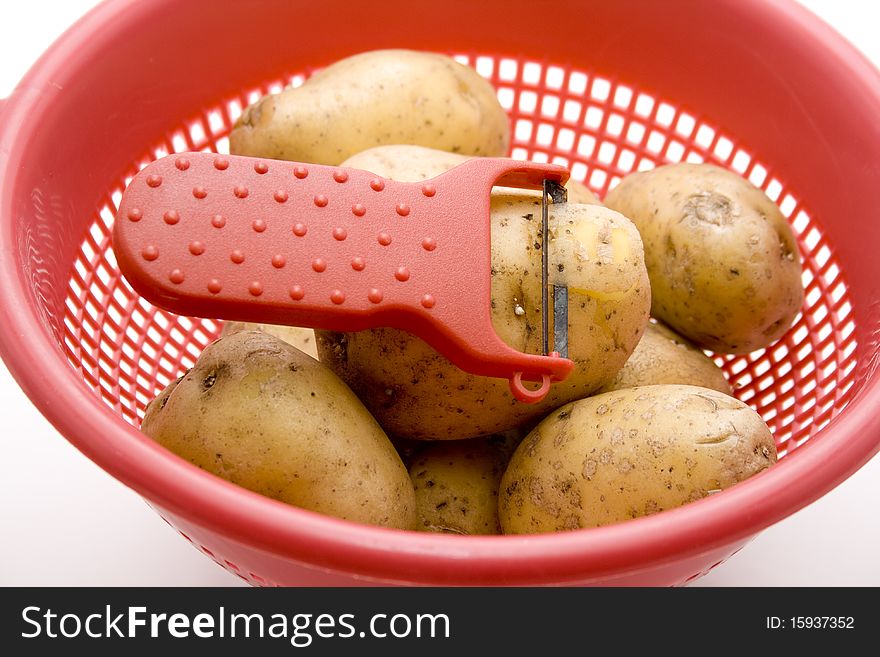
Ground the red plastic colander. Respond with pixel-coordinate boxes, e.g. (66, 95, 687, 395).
(1, 0, 879, 586)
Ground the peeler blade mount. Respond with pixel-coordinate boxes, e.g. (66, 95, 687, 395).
(113, 153, 574, 403)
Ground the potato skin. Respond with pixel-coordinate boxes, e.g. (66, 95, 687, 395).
(317, 198, 649, 440)
(598, 321, 732, 395)
(317, 145, 649, 439)
(409, 432, 521, 535)
(604, 163, 803, 353)
(499, 385, 777, 533)
(221, 321, 317, 359)
(142, 331, 416, 529)
(343, 144, 601, 204)
(230, 50, 509, 165)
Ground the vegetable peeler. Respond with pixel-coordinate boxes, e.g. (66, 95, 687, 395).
(113, 153, 575, 403)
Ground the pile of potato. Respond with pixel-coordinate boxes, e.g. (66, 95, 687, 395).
(142, 50, 802, 535)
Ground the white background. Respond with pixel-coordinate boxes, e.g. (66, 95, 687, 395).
(1, 0, 878, 586)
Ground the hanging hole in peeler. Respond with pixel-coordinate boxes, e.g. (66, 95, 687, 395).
(509, 372, 552, 403)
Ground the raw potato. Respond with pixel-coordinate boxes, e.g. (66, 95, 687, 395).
(409, 432, 522, 535)
(499, 385, 777, 533)
(222, 321, 317, 359)
(598, 321, 732, 395)
(604, 163, 803, 353)
(230, 50, 509, 165)
(317, 197, 650, 440)
(141, 331, 416, 529)
(343, 144, 601, 204)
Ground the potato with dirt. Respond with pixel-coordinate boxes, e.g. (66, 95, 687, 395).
(343, 144, 601, 204)
(409, 432, 522, 535)
(498, 384, 777, 533)
(230, 50, 510, 165)
(141, 331, 416, 529)
(317, 197, 650, 440)
(604, 163, 803, 353)
(598, 321, 732, 394)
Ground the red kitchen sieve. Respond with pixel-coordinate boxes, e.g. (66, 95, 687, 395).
(1, 0, 879, 586)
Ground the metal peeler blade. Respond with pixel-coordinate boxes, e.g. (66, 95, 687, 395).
(541, 179, 569, 359)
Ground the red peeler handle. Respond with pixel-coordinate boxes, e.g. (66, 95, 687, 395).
(114, 153, 574, 402)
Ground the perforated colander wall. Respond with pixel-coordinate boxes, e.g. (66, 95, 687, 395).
(60, 55, 858, 459)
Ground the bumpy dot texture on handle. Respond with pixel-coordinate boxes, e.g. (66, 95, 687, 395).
(119, 156, 443, 312)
